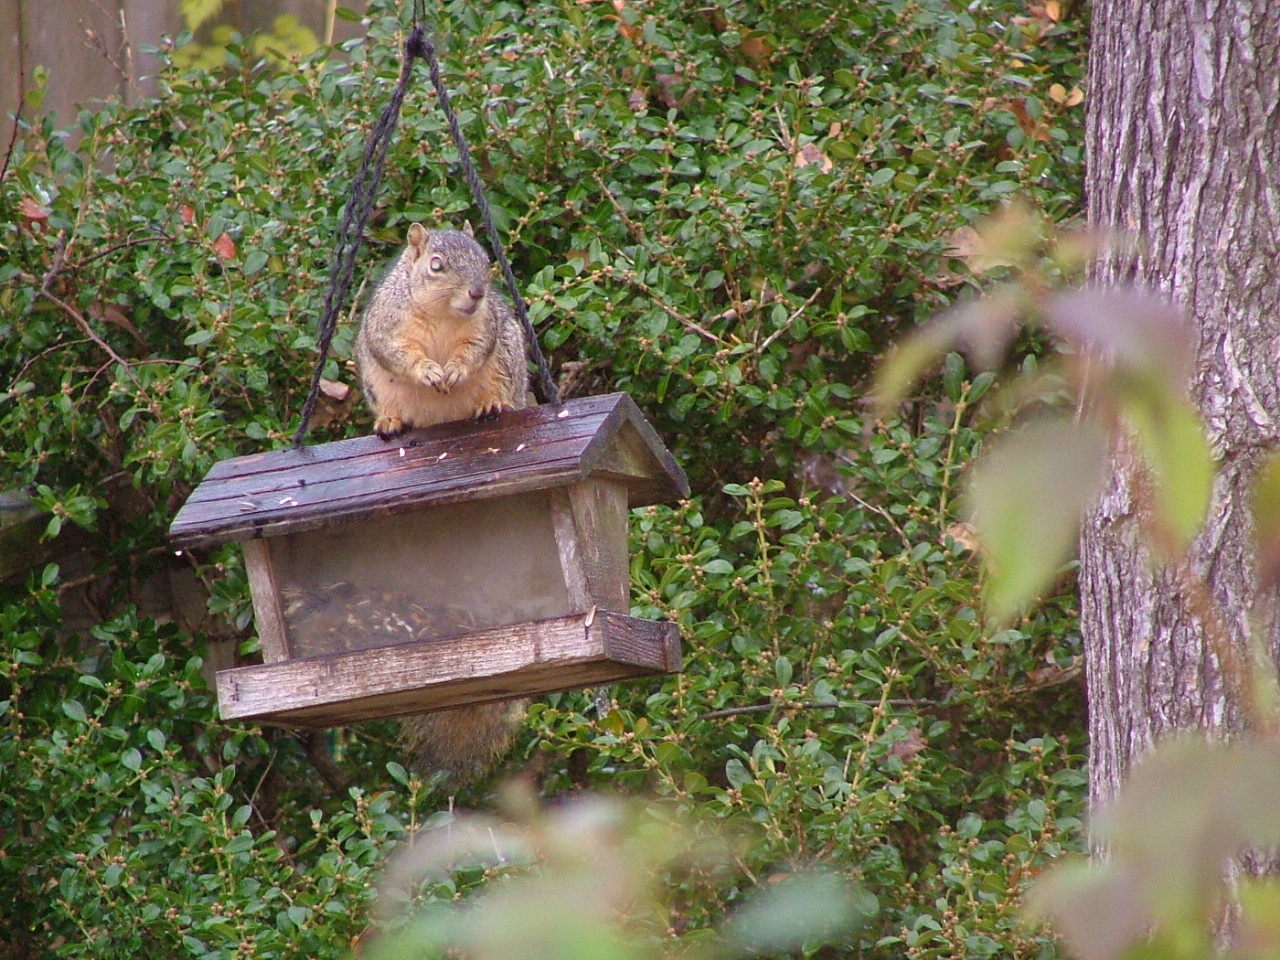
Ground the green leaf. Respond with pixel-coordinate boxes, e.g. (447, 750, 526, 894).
(722, 871, 871, 953)
(964, 418, 1109, 621)
(1251, 452, 1280, 590)
(871, 322, 955, 409)
(243, 249, 269, 276)
(725, 758, 752, 789)
(1116, 372, 1215, 555)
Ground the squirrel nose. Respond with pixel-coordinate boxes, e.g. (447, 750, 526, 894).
(467, 284, 485, 302)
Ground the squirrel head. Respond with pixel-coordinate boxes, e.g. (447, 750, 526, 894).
(404, 222, 491, 316)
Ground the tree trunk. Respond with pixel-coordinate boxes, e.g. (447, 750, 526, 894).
(1081, 0, 1280, 810)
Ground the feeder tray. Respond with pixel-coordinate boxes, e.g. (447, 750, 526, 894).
(169, 393, 689, 728)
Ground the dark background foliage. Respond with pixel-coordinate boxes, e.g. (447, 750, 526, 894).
(0, 0, 1086, 955)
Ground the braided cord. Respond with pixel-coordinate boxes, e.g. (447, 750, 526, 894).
(294, 17, 558, 448)
(419, 36, 561, 407)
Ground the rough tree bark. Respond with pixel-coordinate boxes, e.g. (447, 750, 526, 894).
(1081, 0, 1280, 810)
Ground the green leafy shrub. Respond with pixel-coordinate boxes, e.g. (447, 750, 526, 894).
(1, 0, 1087, 955)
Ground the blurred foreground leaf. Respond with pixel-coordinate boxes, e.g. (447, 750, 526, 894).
(1029, 737, 1280, 960)
(1115, 373, 1215, 556)
(873, 291, 1023, 407)
(1251, 453, 1280, 592)
(1042, 288, 1193, 384)
(721, 870, 875, 955)
(365, 790, 867, 960)
(964, 418, 1109, 621)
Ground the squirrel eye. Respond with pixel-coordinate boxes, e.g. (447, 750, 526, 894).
(428, 255, 445, 272)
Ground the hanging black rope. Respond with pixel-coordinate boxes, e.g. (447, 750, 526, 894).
(293, 19, 560, 449)
(292, 26, 423, 449)
(418, 36, 561, 410)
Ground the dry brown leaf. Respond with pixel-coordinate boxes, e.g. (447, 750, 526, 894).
(941, 223, 1018, 277)
(180, 204, 196, 226)
(740, 34, 772, 67)
(944, 226, 983, 260)
(319, 378, 351, 402)
(945, 521, 983, 554)
(794, 142, 833, 173)
(613, 0, 641, 41)
(887, 727, 927, 760)
(1009, 98, 1052, 142)
(654, 71, 683, 109)
(1049, 83, 1085, 107)
(91, 302, 148, 351)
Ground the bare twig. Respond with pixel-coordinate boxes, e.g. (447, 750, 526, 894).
(759, 285, 823, 352)
(630, 275, 724, 345)
(39, 287, 137, 383)
(74, 233, 175, 267)
(701, 697, 936, 721)
(0, 66, 22, 187)
(838, 475, 912, 546)
(592, 170, 648, 247)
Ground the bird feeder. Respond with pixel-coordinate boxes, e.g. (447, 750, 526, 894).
(168, 393, 688, 728)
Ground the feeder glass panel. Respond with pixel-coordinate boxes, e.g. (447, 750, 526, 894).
(268, 491, 573, 658)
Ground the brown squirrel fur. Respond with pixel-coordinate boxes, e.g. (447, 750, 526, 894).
(355, 221, 530, 784)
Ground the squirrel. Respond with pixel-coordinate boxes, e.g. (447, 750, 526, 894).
(355, 221, 531, 784)
(356, 221, 529, 439)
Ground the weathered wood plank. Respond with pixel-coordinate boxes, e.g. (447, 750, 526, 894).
(170, 393, 688, 549)
(194, 405, 609, 494)
(202, 393, 624, 484)
(567, 479, 630, 611)
(242, 539, 290, 663)
(172, 446, 590, 548)
(215, 610, 681, 727)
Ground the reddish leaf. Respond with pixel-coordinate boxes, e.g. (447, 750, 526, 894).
(213, 232, 236, 261)
(19, 196, 48, 229)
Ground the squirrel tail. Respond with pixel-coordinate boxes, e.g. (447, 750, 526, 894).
(399, 700, 528, 787)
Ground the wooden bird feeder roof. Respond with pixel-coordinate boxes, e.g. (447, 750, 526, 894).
(170, 392, 689, 550)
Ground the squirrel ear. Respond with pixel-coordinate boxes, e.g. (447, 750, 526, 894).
(407, 222, 429, 259)
(462, 220, 474, 238)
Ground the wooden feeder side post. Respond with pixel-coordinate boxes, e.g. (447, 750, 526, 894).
(569, 478, 630, 611)
(547, 478, 630, 614)
(241, 538, 291, 664)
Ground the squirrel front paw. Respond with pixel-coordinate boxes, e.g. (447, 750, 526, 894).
(475, 401, 516, 420)
(439, 360, 469, 392)
(375, 416, 409, 440)
(416, 360, 449, 393)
